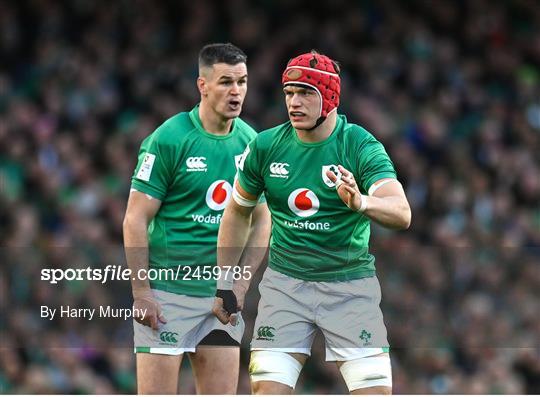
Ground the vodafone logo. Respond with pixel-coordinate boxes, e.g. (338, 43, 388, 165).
(287, 188, 319, 217)
(206, 180, 232, 211)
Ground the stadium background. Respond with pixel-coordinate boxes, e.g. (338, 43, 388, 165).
(1, 0, 539, 393)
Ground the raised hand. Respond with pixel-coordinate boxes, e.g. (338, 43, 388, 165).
(325, 165, 366, 213)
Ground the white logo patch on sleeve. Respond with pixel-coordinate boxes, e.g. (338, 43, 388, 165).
(136, 153, 156, 181)
(237, 146, 250, 171)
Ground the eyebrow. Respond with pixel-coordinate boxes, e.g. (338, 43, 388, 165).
(218, 74, 248, 81)
(284, 87, 310, 94)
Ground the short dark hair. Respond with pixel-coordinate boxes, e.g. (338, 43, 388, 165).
(198, 43, 247, 69)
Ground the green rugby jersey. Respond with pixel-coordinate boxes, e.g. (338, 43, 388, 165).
(237, 114, 396, 282)
(131, 105, 257, 296)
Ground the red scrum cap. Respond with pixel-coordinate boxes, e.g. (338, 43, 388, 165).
(282, 51, 341, 124)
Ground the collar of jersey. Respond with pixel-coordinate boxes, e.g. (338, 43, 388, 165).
(189, 105, 239, 140)
(292, 114, 344, 147)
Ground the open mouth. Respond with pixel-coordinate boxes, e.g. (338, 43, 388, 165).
(228, 100, 241, 109)
(290, 111, 306, 119)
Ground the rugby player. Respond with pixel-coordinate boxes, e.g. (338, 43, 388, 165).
(214, 51, 411, 394)
(123, 43, 270, 394)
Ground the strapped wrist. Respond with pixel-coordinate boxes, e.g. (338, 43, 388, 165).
(357, 194, 368, 213)
(216, 268, 234, 290)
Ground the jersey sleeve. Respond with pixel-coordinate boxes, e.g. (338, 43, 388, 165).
(131, 128, 176, 200)
(236, 138, 265, 197)
(357, 136, 397, 194)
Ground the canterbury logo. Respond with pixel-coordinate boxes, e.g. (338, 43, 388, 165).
(186, 156, 207, 171)
(159, 331, 179, 344)
(256, 326, 276, 341)
(269, 162, 289, 178)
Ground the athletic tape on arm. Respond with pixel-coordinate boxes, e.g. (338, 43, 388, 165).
(368, 179, 401, 196)
(357, 195, 369, 213)
(130, 188, 155, 201)
(216, 270, 234, 290)
(233, 185, 258, 207)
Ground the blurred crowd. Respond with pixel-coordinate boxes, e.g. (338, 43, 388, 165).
(1, 0, 539, 394)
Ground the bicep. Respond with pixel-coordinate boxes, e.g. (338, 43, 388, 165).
(225, 180, 258, 219)
(125, 190, 162, 224)
(370, 178, 407, 200)
(236, 180, 259, 201)
(356, 137, 396, 193)
(251, 201, 271, 226)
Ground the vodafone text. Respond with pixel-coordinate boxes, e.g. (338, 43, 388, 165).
(283, 220, 331, 230)
(191, 213, 222, 224)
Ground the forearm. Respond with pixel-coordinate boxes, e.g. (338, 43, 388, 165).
(123, 216, 151, 297)
(214, 201, 258, 321)
(362, 195, 411, 230)
(124, 215, 166, 329)
(217, 204, 253, 273)
(236, 206, 271, 292)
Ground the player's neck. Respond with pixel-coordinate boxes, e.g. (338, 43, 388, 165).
(198, 104, 234, 136)
(295, 111, 337, 143)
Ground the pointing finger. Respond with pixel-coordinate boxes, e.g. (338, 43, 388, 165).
(338, 165, 351, 176)
(326, 170, 338, 182)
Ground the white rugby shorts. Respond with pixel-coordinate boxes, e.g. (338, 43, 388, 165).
(251, 267, 389, 361)
(134, 289, 244, 355)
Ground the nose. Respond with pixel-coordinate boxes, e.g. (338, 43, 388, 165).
(290, 93, 302, 107)
(230, 82, 240, 95)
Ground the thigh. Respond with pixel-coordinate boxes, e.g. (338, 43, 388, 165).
(252, 381, 295, 395)
(252, 268, 316, 354)
(316, 277, 389, 361)
(188, 345, 240, 394)
(136, 352, 182, 394)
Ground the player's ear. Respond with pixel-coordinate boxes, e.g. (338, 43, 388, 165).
(197, 76, 207, 97)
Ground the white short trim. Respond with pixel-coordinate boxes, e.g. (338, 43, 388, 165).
(135, 347, 195, 355)
(251, 347, 311, 356)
